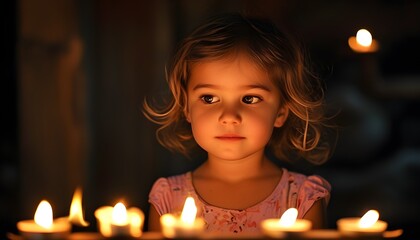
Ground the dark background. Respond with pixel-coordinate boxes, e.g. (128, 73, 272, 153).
(2, 0, 420, 239)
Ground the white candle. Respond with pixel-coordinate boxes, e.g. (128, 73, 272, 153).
(261, 208, 312, 238)
(348, 29, 379, 53)
(17, 200, 71, 239)
(160, 196, 205, 238)
(95, 202, 144, 237)
(337, 210, 388, 236)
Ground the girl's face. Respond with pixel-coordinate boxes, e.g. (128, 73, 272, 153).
(185, 53, 288, 161)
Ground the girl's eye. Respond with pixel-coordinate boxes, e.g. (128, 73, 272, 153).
(201, 95, 220, 104)
(242, 96, 262, 104)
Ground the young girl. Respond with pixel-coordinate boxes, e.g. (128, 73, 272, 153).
(144, 13, 334, 233)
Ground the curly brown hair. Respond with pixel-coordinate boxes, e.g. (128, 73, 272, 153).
(144, 13, 335, 165)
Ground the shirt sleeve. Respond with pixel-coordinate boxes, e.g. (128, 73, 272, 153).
(148, 177, 173, 216)
(295, 175, 331, 219)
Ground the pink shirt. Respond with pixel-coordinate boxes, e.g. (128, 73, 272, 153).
(149, 168, 331, 233)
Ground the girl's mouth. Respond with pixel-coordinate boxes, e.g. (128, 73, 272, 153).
(215, 135, 245, 140)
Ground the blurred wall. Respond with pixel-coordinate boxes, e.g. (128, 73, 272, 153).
(18, 0, 87, 219)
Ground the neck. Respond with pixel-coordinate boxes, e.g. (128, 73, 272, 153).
(195, 151, 278, 183)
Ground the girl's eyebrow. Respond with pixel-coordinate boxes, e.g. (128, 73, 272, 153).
(192, 83, 219, 90)
(192, 83, 272, 92)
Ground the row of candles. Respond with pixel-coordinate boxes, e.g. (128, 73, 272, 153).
(15, 30, 389, 239)
(16, 188, 395, 239)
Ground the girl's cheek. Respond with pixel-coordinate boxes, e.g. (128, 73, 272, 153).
(190, 109, 214, 122)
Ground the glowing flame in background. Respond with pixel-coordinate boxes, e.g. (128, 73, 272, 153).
(112, 202, 128, 226)
(358, 210, 379, 228)
(180, 197, 197, 225)
(34, 200, 53, 229)
(69, 187, 89, 226)
(356, 29, 373, 47)
(279, 208, 298, 227)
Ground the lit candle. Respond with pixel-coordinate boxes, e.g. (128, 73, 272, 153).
(17, 200, 71, 239)
(95, 202, 145, 237)
(261, 208, 312, 238)
(160, 196, 205, 238)
(348, 29, 379, 53)
(337, 209, 388, 236)
(68, 187, 89, 227)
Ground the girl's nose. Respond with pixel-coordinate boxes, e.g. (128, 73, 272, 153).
(218, 106, 241, 125)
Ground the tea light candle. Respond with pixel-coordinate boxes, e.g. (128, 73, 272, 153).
(17, 200, 71, 239)
(261, 208, 312, 238)
(160, 196, 205, 238)
(348, 29, 379, 53)
(337, 209, 388, 236)
(95, 202, 144, 238)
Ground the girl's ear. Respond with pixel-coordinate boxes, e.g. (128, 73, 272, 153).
(184, 107, 191, 123)
(274, 106, 289, 127)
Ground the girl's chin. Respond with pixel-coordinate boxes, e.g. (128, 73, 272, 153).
(207, 151, 264, 161)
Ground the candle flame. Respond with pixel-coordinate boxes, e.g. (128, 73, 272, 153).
(112, 202, 128, 226)
(34, 200, 53, 229)
(180, 197, 197, 225)
(279, 208, 298, 227)
(358, 210, 379, 228)
(356, 29, 372, 47)
(129, 210, 143, 237)
(69, 187, 89, 226)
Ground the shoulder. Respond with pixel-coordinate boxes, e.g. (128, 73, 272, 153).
(283, 169, 331, 204)
(148, 172, 192, 215)
(149, 172, 192, 194)
(282, 169, 331, 217)
(285, 169, 331, 192)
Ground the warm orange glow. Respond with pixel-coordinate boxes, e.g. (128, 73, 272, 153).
(180, 197, 197, 225)
(95, 204, 145, 237)
(159, 197, 205, 238)
(128, 209, 144, 237)
(348, 28, 379, 53)
(337, 209, 388, 235)
(279, 208, 298, 227)
(358, 210, 379, 228)
(112, 202, 128, 226)
(34, 200, 53, 229)
(68, 188, 89, 226)
(260, 208, 311, 237)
